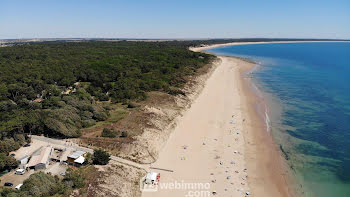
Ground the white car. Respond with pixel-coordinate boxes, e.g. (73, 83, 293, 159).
(15, 184, 23, 190)
(15, 169, 25, 175)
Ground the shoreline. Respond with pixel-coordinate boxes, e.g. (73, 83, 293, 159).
(142, 56, 252, 197)
(196, 43, 299, 196)
(141, 43, 295, 196)
(141, 41, 304, 197)
(237, 57, 297, 197)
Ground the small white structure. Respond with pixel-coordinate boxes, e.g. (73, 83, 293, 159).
(144, 172, 160, 185)
(15, 169, 25, 175)
(15, 184, 23, 190)
(27, 146, 53, 170)
(67, 150, 86, 163)
(74, 156, 85, 165)
(18, 156, 30, 165)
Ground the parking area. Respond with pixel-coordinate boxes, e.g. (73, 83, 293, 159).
(0, 161, 69, 189)
(0, 169, 36, 188)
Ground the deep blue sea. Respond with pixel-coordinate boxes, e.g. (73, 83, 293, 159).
(207, 42, 350, 197)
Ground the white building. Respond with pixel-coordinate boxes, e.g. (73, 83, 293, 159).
(74, 156, 85, 165)
(18, 155, 30, 165)
(67, 150, 86, 163)
(27, 146, 53, 170)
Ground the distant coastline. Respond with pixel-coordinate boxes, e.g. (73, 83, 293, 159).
(1, 38, 349, 48)
(190, 40, 350, 52)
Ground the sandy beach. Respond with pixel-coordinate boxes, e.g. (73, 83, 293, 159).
(142, 41, 296, 197)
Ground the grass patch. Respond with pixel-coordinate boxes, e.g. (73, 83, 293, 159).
(88, 103, 128, 129)
(101, 128, 117, 138)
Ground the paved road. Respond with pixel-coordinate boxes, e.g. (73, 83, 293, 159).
(30, 135, 149, 170)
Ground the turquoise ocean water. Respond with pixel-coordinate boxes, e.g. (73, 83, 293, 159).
(207, 42, 350, 197)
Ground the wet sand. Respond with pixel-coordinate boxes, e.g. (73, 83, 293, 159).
(238, 58, 296, 197)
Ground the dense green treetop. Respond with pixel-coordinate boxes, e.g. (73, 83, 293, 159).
(0, 41, 213, 160)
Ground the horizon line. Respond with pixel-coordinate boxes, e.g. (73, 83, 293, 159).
(1, 37, 350, 41)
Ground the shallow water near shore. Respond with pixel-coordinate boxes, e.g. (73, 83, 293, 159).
(207, 42, 350, 197)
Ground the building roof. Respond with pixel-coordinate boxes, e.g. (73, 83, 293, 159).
(33, 98, 42, 103)
(19, 155, 30, 161)
(27, 146, 52, 167)
(68, 150, 86, 159)
(74, 156, 85, 164)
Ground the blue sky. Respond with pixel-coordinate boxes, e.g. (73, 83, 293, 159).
(1, 0, 350, 39)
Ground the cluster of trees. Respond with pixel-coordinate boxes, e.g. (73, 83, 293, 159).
(0, 134, 30, 172)
(0, 153, 17, 172)
(0, 41, 213, 173)
(0, 169, 85, 197)
(0, 41, 213, 103)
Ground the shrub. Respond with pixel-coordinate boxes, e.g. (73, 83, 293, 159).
(93, 149, 110, 165)
(127, 102, 139, 108)
(98, 94, 109, 101)
(64, 168, 85, 188)
(101, 128, 116, 138)
(81, 120, 96, 128)
(120, 131, 128, 138)
(93, 111, 108, 121)
(84, 152, 93, 164)
(20, 172, 65, 196)
(168, 89, 185, 96)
